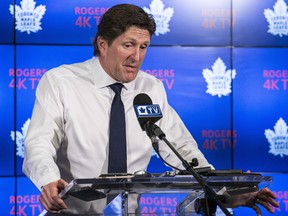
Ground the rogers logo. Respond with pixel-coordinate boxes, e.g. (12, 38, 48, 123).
(144, 69, 175, 90)
(74, 6, 109, 27)
(202, 129, 237, 150)
(8, 68, 46, 90)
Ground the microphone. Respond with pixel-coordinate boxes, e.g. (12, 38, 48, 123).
(133, 93, 163, 137)
(132, 94, 232, 216)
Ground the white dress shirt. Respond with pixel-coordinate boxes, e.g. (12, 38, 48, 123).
(23, 57, 212, 192)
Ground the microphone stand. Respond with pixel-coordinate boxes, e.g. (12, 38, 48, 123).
(145, 122, 232, 216)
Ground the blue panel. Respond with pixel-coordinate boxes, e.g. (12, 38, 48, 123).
(14, 45, 93, 175)
(0, 45, 15, 176)
(12, 0, 231, 46)
(13, 0, 102, 44)
(0, 177, 15, 215)
(233, 48, 288, 172)
(14, 0, 131, 44)
(148, 0, 231, 46)
(0, 0, 14, 43)
(0, 177, 41, 215)
(233, 1, 288, 46)
(16, 177, 43, 216)
(142, 46, 233, 170)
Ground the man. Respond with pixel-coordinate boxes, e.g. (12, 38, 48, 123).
(23, 3, 279, 215)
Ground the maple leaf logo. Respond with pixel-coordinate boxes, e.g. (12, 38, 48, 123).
(11, 118, 31, 158)
(139, 107, 146, 113)
(264, 0, 288, 37)
(202, 58, 236, 98)
(265, 117, 288, 157)
(143, 0, 174, 36)
(9, 0, 46, 34)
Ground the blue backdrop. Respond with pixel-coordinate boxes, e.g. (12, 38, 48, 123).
(1, 0, 288, 215)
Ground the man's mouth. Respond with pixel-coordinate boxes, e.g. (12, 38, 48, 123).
(125, 65, 137, 71)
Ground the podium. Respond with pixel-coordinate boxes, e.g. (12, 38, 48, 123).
(40, 170, 272, 215)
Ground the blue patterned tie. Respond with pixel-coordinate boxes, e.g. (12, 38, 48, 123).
(108, 83, 127, 173)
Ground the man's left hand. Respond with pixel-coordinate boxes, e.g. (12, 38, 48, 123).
(244, 187, 279, 215)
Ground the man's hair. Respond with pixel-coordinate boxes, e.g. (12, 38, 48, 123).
(93, 4, 156, 56)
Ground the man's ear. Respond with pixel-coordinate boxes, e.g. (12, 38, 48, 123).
(97, 36, 107, 55)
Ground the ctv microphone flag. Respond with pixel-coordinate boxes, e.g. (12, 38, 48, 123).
(134, 104, 162, 117)
(133, 93, 163, 129)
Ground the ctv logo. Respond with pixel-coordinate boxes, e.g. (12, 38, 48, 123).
(134, 105, 162, 117)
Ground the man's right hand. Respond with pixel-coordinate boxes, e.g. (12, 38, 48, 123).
(40, 179, 68, 213)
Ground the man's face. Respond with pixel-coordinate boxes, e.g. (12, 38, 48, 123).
(98, 26, 151, 83)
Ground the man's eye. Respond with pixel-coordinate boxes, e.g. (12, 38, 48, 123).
(124, 43, 133, 48)
(141, 45, 148, 50)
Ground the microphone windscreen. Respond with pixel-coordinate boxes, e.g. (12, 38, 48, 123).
(133, 93, 162, 131)
(133, 93, 152, 106)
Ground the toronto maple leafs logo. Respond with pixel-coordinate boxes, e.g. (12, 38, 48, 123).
(143, 0, 174, 36)
(202, 58, 236, 98)
(264, 0, 288, 37)
(265, 117, 288, 157)
(11, 118, 31, 158)
(9, 0, 46, 34)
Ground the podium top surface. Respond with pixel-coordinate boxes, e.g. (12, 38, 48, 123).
(64, 171, 272, 195)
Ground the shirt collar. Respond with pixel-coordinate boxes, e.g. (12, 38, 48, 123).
(90, 57, 137, 92)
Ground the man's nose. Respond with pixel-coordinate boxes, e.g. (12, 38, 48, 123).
(130, 48, 140, 61)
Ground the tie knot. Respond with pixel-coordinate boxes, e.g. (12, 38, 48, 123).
(110, 83, 123, 95)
